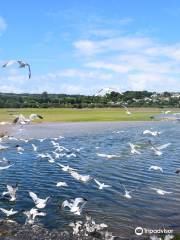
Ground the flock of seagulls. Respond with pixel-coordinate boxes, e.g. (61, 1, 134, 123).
(0, 120, 179, 239)
(0, 132, 117, 239)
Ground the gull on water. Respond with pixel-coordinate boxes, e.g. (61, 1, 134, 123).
(62, 197, 87, 215)
(151, 188, 172, 195)
(143, 130, 161, 136)
(56, 181, 68, 187)
(70, 171, 92, 183)
(151, 143, 171, 156)
(129, 143, 141, 154)
(2, 184, 18, 201)
(0, 157, 10, 164)
(29, 191, 50, 209)
(94, 179, 111, 190)
(0, 208, 18, 217)
(2, 60, 31, 78)
(96, 153, 121, 159)
(23, 208, 46, 225)
(0, 144, 8, 150)
(149, 165, 163, 172)
(20, 138, 29, 143)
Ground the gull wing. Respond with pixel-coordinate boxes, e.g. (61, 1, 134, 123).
(29, 191, 39, 204)
(27, 64, 31, 79)
(0, 208, 9, 214)
(73, 197, 87, 207)
(157, 143, 171, 150)
(7, 185, 14, 194)
(70, 171, 80, 180)
(62, 200, 71, 209)
(94, 179, 101, 186)
(103, 184, 111, 188)
(2, 60, 17, 67)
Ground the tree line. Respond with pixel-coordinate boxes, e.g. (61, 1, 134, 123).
(0, 91, 180, 108)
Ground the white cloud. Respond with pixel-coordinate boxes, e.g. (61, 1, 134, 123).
(0, 17, 7, 34)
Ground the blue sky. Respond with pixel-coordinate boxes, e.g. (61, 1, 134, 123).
(1, 0, 180, 94)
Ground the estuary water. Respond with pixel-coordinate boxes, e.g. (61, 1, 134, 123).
(0, 121, 180, 239)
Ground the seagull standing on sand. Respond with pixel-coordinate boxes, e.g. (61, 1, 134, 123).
(29, 191, 50, 209)
(94, 179, 111, 190)
(62, 197, 87, 215)
(2, 60, 31, 79)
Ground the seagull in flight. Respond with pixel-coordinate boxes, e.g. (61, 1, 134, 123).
(62, 197, 87, 215)
(2, 184, 18, 201)
(29, 191, 50, 209)
(129, 143, 141, 154)
(94, 179, 111, 190)
(151, 143, 171, 156)
(149, 165, 163, 172)
(32, 144, 38, 152)
(2, 60, 31, 78)
(151, 188, 172, 195)
(143, 130, 161, 136)
(0, 208, 18, 217)
(57, 163, 76, 172)
(23, 208, 46, 224)
(13, 113, 43, 125)
(121, 184, 135, 199)
(121, 104, 131, 115)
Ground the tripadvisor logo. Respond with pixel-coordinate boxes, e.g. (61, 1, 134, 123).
(135, 227, 173, 236)
(135, 227, 144, 236)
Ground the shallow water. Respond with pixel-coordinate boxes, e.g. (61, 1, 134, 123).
(0, 122, 180, 239)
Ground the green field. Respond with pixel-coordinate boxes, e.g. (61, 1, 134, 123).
(0, 107, 178, 123)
